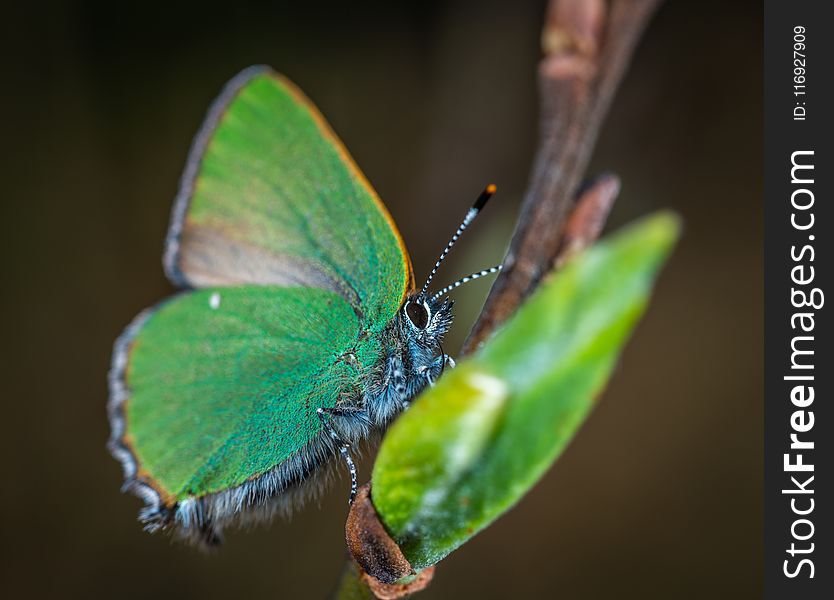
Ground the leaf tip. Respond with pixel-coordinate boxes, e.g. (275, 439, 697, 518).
(638, 210, 682, 256)
(346, 484, 412, 585)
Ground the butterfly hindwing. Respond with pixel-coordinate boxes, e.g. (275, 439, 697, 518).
(111, 286, 363, 505)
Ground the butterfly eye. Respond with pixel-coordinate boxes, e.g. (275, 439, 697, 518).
(405, 300, 430, 330)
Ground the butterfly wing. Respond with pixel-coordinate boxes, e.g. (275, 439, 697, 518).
(109, 287, 365, 526)
(164, 65, 413, 324)
(109, 67, 414, 537)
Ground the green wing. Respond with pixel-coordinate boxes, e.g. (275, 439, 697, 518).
(164, 65, 414, 325)
(117, 286, 362, 502)
(109, 67, 413, 524)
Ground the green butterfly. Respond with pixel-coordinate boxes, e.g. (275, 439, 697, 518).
(108, 66, 500, 546)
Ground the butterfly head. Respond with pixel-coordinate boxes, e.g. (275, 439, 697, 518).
(400, 184, 503, 350)
(402, 294, 454, 347)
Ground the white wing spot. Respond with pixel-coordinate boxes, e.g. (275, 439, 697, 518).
(209, 292, 221, 310)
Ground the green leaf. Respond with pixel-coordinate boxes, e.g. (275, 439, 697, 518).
(371, 211, 680, 570)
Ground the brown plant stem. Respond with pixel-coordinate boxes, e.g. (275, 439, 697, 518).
(464, 0, 660, 353)
(341, 1, 660, 597)
(554, 172, 620, 268)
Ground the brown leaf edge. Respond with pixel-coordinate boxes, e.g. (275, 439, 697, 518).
(345, 484, 435, 597)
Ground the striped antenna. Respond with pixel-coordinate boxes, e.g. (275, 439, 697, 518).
(420, 184, 497, 297)
(431, 265, 502, 301)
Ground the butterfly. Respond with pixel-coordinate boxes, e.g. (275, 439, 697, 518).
(107, 65, 501, 546)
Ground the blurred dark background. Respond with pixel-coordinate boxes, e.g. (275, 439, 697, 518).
(0, 1, 762, 598)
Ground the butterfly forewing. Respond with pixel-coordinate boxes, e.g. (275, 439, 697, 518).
(165, 66, 413, 324)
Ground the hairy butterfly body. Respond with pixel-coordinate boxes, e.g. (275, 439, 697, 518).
(108, 66, 498, 546)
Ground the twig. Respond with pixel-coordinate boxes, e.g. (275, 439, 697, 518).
(341, 1, 661, 597)
(555, 172, 620, 268)
(464, 0, 661, 352)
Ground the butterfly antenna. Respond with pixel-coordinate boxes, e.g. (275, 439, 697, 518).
(431, 265, 503, 301)
(420, 184, 497, 297)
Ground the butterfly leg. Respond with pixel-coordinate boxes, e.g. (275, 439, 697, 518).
(394, 368, 410, 411)
(384, 356, 411, 411)
(421, 354, 456, 387)
(316, 407, 363, 503)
